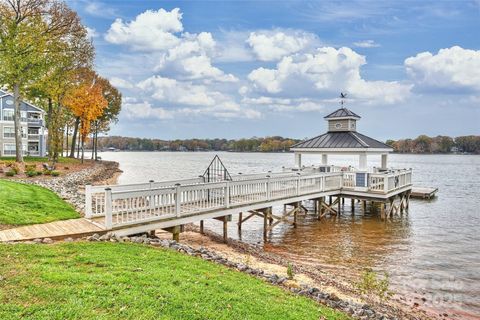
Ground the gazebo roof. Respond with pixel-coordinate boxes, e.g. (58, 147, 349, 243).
(324, 107, 360, 119)
(291, 131, 392, 150)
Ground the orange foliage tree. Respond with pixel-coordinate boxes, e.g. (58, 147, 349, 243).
(63, 76, 107, 162)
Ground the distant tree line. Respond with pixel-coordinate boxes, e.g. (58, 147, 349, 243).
(386, 135, 480, 154)
(97, 136, 300, 152)
(97, 134, 480, 154)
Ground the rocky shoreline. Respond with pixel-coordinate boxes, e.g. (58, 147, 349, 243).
(15, 160, 121, 214)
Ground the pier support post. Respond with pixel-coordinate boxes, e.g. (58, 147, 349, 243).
(362, 200, 367, 213)
(380, 203, 385, 220)
(172, 225, 180, 242)
(293, 202, 299, 227)
(223, 216, 228, 243)
(200, 220, 204, 234)
(318, 198, 324, 220)
(263, 210, 268, 240)
(351, 198, 355, 215)
(337, 198, 341, 215)
(238, 212, 243, 231)
(329, 196, 332, 205)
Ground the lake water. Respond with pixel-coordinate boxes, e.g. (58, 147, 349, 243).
(100, 151, 480, 319)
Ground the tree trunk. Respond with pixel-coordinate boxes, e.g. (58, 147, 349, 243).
(81, 135, 84, 164)
(13, 83, 23, 163)
(64, 124, 68, 158)
(91, 132, 94, 160)
(47, 98, 53, 161)
(94, 127, 99, 161)
(77, 132, 80, 158)
(69, 117, 80, 158)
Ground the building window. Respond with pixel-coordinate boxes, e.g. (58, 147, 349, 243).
(350, 122, 356, 129)
(335, 123, 342, 129)
(3, 143, 16, 155)
(3, 127, 15, 138)
(3, 109, 14, 121)
(3, 143, 27, 156)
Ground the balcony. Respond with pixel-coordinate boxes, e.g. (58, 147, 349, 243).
(27, 118, 43, 126)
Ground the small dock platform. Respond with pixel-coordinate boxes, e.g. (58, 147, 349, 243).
(411, 187, 438, 199)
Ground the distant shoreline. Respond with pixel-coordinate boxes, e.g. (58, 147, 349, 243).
(98, 150, 478, 155)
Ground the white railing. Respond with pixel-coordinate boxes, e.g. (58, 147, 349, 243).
(368, 169, 412, 193)
(86, 168, 412, 229)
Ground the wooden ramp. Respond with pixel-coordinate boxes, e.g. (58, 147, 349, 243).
(411, 187, 438, 199)
(0, 218, 105, 242)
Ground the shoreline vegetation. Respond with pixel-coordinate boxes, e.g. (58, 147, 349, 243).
(97, 135, 480, 154)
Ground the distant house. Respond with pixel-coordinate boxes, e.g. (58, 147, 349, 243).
(0, 89, 47, 157)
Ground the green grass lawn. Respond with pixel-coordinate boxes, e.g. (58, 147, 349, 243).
(0, 156, 80, 164)
(0, 242, 349, 320)
(0, 180, 79, 226)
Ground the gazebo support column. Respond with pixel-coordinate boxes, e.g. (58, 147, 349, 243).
(359, 153, 367, 171)
(295, 153, 302, 169)
(381, 153, 388, 170)
(321, 154, 328, 165)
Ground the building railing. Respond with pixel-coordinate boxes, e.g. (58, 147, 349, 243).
(85, 168, 412, 229)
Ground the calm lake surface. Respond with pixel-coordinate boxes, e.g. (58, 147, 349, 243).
(100, 151, 480, 319)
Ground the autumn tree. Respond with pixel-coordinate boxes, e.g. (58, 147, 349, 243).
(63, 70, 107, 162)
(89, 76, 121, 160)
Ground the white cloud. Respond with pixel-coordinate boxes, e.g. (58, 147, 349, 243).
(123, 101, 173, 120)
(155, 32, 238, 82)
(105, 9, 236, 82)
(84, 1, 118, 18)
(246, 30, 318, 61)
(405, 46, 480, 92)
(353, 40, 380, 48)
(85, 26, 98, 39)
(135, 76, 260, 119)
(247, 46, 411, 104)
(105, 8, 183, 51)
(109, 77, 134, 89)
(242, 96, 324, 113)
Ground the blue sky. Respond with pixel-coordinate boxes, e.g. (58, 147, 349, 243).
(68, 0, 480, 141)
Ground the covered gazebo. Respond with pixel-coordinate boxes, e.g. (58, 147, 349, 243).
(290, 107, 392, 171)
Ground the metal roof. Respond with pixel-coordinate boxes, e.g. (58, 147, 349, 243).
(291, 131, 391, 149)
(324, 107, 361, 119)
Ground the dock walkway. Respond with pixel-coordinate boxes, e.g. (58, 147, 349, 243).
(0, 218, 104, 242)
(0, 167, 415, 242)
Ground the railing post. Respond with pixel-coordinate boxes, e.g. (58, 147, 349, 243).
(266, 175, 271, 200)
(175, 183, 181, 217)
(104, 188, 112, 229)
(296, 173, 300, 195)
(320, 176, 325, 191)
(85, 184, 92, 218)
(383, 176, 389, 193)
(225, 181, 230, 208)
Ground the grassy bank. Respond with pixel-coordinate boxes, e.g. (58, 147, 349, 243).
(0, 180, 79, 226)
(0, 156, 80, 164)
(0, 242, 349, 320)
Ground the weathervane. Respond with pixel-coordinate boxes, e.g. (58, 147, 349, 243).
(340, 92, 347, 107)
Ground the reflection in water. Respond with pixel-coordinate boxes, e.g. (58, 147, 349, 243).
(100, 152, 480, 318)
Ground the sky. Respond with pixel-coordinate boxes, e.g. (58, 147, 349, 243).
(68, 0, 480, 141)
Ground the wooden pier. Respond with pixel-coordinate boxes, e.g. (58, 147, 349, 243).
(79, 165, 414, 241)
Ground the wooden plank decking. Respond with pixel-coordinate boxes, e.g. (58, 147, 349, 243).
(0, 218, 105, 242)
(411, 187, 438, 199)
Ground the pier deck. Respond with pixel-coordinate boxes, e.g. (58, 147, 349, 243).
(0, 167, 414, 242)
